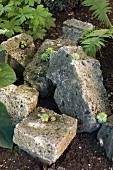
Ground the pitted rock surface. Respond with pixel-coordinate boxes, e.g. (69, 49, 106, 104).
(62, 19, 93, 42)
(1, 33, 35, 76)
(13, 107, 77, 165)
(24, 38, 77, 98)
(97, 114, 113, 161)
(0, 84, 39, 122)
(47, 45, 110, 132)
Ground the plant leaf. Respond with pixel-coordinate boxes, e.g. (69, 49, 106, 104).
(83, 0, 112, 28)
(0, 102, 14, 149)
(0, 63, 16, 88)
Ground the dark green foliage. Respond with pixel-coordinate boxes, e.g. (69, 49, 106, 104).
(0, 0, 55, 40)
(43, 0, 80, 11)
(83, 0, 112, 28)
(0, 102, 15, 149)
(0, 63, 16, 88)
(81, 29, 113, 57)
(80, 0, 113, 57)
(0, 56, 16, 149)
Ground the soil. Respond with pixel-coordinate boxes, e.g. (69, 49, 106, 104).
(1, 1, 113, 170)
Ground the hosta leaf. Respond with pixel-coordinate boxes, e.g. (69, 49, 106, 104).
(0, 102, 14, 149)
(0, 63, 16, 88)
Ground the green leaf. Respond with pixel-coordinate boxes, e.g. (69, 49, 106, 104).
(72, 53, 80, 60)
(25, 0, 41, 6)
(96, 112, 107, 123)
(80, 29, 113, 57)
(0, 45, 4, 52)
(0, 28, 9, 35)
(17, 6, 33, 24)
(0, 63, 16, 88)
(0, 19, 23, 37)
(39, 113, 49, 122)
(83, 0, 112, 28)
(0, 2, 14, 16)
(0, 102, 14, 149)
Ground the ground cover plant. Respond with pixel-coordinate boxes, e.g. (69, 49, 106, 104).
(80, 0, 113, 57)
(0, 0, 55, 39)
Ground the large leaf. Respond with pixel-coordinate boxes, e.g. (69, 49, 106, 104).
(0, 63, 16, 88)
(0, 102, 14, 149)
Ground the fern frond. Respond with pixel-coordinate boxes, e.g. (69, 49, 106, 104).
(80, 29, 113, 57)
(83, 0, 112, 28)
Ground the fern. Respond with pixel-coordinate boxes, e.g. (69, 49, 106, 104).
(81, 29, 113, 57)
(80, 0, 113, 57)
(83, 0, 112, 28)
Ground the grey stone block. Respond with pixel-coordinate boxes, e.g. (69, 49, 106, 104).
(24, 38, 77, 98)
(62, 19, 93, 42)
(97, 115, 113, 161)
(13, 107, 77, 165)
(1, 33, 35, 76)
(0, 84, 39, 122)
(47, 45, 110, 132)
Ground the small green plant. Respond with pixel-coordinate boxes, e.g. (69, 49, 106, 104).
(38, 113, 56, 122)
(72, 53, 80, 60)
(41, 48, 54, 61)
(80, 0, 113, 57)
(0, 0, 55, 40)
(39, 113, 49, 122)
(96, 112, 107, 123)
(19, 40, 27, 49)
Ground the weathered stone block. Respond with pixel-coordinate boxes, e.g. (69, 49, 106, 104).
(24, 38, 76, 98)
(97, 115, 113, 161)
(62, 19, 93, 42)
(13, 107, 77, 164)
(1, 33, 35, 76)
(0, 84, 39, 122)
(47, 46, 110, 132)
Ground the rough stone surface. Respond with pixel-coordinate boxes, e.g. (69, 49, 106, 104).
(62, 19, 93, 42)
(47, 45, 110, 132)
(1, 33, 35, 77)
(24, 38, 77, 98)
(97, 115, 113, 161)
(0, 84, 39, 122)
(13, 107, 77, 165)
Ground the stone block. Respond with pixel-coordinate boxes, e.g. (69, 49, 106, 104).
(62, 19, 93, 42)
(47, 45, 110, 132)
(13, 107, 77, 164)
(97, 114, 113, 161)
(24, 38, 76, 98)
(0, 84, 39, 122)
(1, 33, 35, 77)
